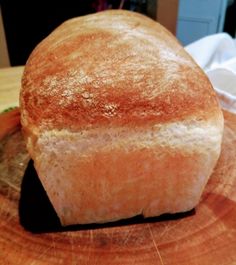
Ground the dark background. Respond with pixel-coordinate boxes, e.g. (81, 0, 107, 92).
(224, 0, 236, 38)
(1, 0, 100, 66)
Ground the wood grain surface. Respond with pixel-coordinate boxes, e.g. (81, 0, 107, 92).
(0, 110, 236, 265)
(0, 66, 24, 112)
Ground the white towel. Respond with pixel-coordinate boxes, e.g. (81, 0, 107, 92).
(185, 33, 236, 113)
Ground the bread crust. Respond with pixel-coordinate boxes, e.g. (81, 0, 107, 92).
(20, 10, 224, 225)
(33, 118, 223, 225)
(21, 10, 220, 132)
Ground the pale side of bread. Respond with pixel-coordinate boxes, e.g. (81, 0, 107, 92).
(20, 10, 224, 225)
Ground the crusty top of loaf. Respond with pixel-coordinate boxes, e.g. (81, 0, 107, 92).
(20, 10, 221, 132)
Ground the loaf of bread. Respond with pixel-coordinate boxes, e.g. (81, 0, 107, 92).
(20, 10, 224, 226)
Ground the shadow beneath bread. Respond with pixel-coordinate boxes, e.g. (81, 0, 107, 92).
(19, 160, 195, 234)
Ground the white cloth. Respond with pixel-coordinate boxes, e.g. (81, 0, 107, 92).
(185, 33, 236, 113)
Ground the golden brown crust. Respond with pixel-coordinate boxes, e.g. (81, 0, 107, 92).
(20, 10, 221, 132)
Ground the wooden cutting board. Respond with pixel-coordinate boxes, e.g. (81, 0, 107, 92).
(0, 110, 236, 265)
